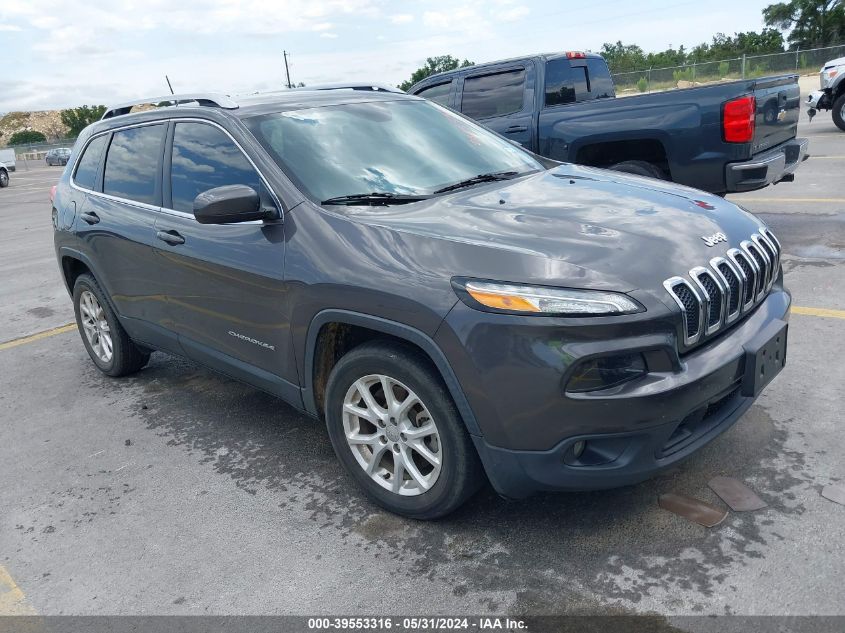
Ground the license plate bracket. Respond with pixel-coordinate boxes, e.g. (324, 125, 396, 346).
(742, 319, 788, 397)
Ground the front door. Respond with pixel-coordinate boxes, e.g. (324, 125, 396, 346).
(152, 120, 294, 394)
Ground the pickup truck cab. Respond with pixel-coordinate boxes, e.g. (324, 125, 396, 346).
(410, 52, 809, 195)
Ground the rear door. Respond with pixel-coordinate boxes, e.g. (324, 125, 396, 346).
(458, 63, 536, 151)
(74, 123, 170, 335)
(153, 120, 291, 388)
(751, 75, 800, 153)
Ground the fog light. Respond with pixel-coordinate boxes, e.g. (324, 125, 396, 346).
(571, 440, 586, 459)
(566, 353, 647, 393)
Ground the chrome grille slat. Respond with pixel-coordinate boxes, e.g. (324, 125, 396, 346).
(665, 228, 780, 348)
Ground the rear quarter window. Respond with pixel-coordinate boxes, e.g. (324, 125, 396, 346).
(461, 69, 526, 120)
(73, 135, 108, 191)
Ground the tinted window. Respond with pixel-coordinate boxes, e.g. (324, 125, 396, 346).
(170, 122, 260, 213)
(416, 82, 452, 106)
(586, 58, 614, 99)
(103, 125, 165, 205)
(544, 59, 576, 106)
(461, 69, 525, 120)
(73, 135, 108, 191)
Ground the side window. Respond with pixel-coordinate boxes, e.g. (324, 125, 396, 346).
(416, 82, 452, 106)
(170, 122, 261, 213)
(103, 124, 165, 205)
(73, 135, 108, 191)
(461, 69, 526, 120)
(544, 58, 576, 107)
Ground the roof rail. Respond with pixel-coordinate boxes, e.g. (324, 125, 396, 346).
(291, 83, 404, 94)
(101, 93, 239, 120)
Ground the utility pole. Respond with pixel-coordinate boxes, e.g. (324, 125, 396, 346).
(283, 51, 292, 89)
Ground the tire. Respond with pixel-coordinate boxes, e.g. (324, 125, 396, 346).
(609, 160, 668, 180)
(0, 170, 8, 188)
(832, 94, 845, 132)
(72, 273, 150, 377)
(325, 341, 484, 519)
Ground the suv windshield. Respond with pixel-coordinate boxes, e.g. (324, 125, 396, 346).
(244, 99, 542, 202)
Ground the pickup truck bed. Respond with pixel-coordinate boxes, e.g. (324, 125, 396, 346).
(410, 53, 808, 195)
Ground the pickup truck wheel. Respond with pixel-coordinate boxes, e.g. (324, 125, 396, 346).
(325, 341, 484, 519)
(832, 94, 845, 132)
(72, 274, 150, 377)
(609, 160, 668, 180)
(0, 170, 8, 188)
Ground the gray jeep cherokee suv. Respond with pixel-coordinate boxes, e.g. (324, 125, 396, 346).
(53, 88, 790, 518)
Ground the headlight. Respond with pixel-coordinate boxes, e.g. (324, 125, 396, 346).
(453, 279, 644, 316)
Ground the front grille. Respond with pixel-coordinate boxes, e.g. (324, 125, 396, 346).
(664, 228, 781, 347)
(672, 283, 700, 339)
(697, 272, 722, 328)
(718, 262, 740, 314)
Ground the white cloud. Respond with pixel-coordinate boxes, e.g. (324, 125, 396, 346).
(0, 24, 22, 31)
(312, 22, 334, 31)
(320, 32, 339, 38)
(390, 13, 414, 24)
(496, 5, 529, 21)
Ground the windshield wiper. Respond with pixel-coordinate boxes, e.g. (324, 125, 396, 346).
(433, 170, 520, 194)
(321, 192, 431, 206)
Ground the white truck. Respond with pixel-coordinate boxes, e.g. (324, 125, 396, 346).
(0, 148, 16, 172)
(807, 55, 845, 131)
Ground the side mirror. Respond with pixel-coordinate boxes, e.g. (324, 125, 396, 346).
(193, 184, 266, 224)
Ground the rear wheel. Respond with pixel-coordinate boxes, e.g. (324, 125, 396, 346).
(325, 341, 484, 519)
(73, 274, 150, 377)
(609, 160, 668, 180)
(832, 94, 845, 132)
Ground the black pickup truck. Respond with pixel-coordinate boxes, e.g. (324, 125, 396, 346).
(409, 52, 809, 195)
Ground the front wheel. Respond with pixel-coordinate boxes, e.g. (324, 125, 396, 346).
(0, 170, 8, 188)
(325, 341, 484, 519)
(832, 94, 845, 132)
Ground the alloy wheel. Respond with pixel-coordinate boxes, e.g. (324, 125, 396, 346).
(79, 290, 113, 364)
(342, 374, 442, 496)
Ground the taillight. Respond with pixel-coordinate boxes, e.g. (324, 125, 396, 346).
(722, 95, 756, 143)
(566, 51, 586, 59)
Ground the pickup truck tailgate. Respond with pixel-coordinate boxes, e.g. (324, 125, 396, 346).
(752, 74, 800, 153)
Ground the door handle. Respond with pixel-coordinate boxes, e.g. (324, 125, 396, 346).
(505, 125, 528, 134)
(156, 230, 185, 245)
(80, 211, 100, 225)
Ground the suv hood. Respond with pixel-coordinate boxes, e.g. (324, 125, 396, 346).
(344, 164, 766, 292)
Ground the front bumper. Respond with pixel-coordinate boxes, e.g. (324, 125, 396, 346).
(438, 287, 791, 499)
(807, 89, 832, 111)
(725, 137, 809, 193)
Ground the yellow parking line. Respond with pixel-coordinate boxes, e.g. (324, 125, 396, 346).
(0, 323, 76, 351)
(0, 564, 37, 615)
(792, 306, 845, 320)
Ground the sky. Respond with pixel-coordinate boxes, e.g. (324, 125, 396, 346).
(1, 0, 777, 112)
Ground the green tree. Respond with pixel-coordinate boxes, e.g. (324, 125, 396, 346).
(398, 55, 474, 91)
(763, 0, 845, 48)
(60, 105, 107, 137)
(600, 41, 647, 73)
(9, 130, 46, 145)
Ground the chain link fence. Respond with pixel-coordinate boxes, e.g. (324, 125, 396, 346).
(612, 43, 845, 95)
